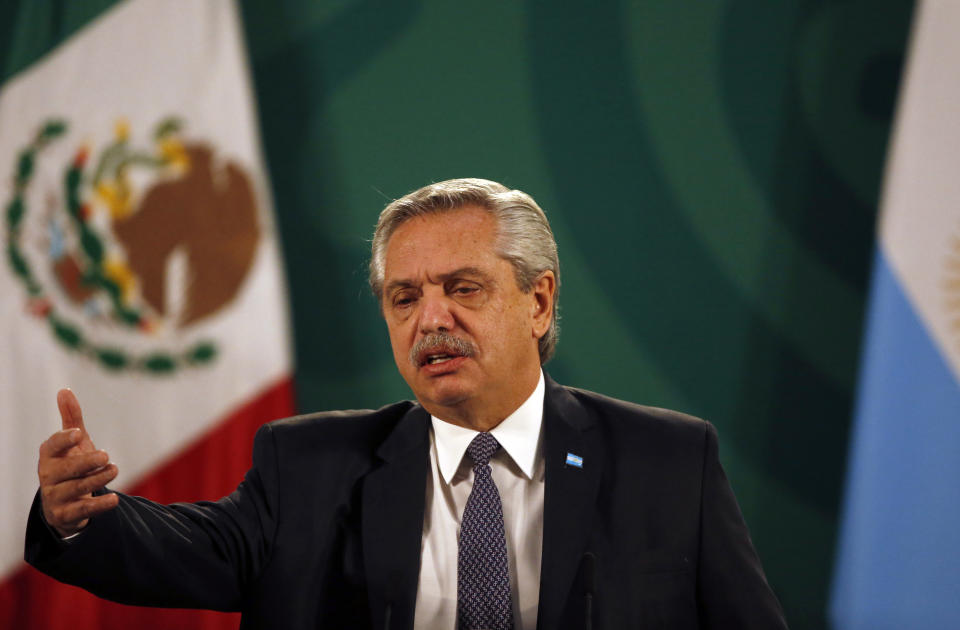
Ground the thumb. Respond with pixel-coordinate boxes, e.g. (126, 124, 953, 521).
(57, 388, 88, 435)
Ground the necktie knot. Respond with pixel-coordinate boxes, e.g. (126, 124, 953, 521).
(467, 432, 500, 468)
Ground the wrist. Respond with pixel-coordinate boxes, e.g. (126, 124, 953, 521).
(53, 523, 85, 539)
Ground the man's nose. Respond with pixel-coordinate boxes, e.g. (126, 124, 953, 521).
(418, 293, 456, 333)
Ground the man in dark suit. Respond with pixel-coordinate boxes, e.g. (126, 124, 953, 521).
(28, 179, 788, 629)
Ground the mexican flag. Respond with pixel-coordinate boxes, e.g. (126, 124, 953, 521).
(0, 1, 295, 628)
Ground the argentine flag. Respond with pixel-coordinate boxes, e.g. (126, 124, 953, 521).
(831, 2, 960, 628)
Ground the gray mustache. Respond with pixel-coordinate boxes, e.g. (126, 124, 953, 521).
(410, 333, 476, 367)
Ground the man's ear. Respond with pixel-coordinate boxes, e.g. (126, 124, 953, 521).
(530, 271, 556, 339)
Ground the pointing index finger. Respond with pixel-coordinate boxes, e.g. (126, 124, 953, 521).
(56, 388, 86, 434)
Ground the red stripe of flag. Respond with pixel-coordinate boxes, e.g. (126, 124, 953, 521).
(0, 377, 296, 630)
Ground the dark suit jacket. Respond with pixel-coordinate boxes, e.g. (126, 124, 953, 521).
(26, 376, 787, 629)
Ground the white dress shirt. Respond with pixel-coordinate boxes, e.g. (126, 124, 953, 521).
(413, 371, 546, 630)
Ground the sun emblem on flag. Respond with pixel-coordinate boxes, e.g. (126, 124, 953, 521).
(4, 118, 261, 374)
(947, 228, 960, 350)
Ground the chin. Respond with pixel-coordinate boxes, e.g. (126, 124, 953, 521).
(426, 390, 471, 409)
(418, 381, 473, 409)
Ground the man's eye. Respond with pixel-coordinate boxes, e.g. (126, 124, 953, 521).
(452, 285, 479, 296)
(393, 294, 416, 308)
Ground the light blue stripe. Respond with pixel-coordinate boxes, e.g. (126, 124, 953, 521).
(831, 249, 960, 629)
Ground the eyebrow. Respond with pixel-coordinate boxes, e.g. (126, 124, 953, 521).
(384, 266, 496, 295)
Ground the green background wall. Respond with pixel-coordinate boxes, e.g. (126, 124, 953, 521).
(1, 1, 917, 628)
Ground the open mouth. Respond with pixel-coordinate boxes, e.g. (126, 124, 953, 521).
(417, 348, 466, 367)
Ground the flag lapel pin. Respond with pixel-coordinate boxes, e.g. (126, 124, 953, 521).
(565, 452, 584, 468)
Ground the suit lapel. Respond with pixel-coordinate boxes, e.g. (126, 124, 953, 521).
(362, 405, 431, 630)
(537, 376, 603, 630)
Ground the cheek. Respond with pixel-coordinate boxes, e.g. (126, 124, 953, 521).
(390, 339, 405, 365)
(485, 303, 534, 346)
(386, 324, 409, 361)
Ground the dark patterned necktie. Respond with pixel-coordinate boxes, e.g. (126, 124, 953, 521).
(457, 432, 514, 630)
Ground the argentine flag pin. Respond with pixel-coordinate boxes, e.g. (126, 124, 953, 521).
(565, 452, 584, 468)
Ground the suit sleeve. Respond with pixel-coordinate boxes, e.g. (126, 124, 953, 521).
(24, 422, 281, 611)
(696, 422, 789, 629)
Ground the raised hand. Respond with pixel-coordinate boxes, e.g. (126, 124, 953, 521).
(37, 389, 119, 537)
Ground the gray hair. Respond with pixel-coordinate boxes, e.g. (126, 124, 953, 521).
(369, 178, 560, 364)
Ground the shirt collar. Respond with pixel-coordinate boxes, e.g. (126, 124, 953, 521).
(431, 370, 545, 484)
